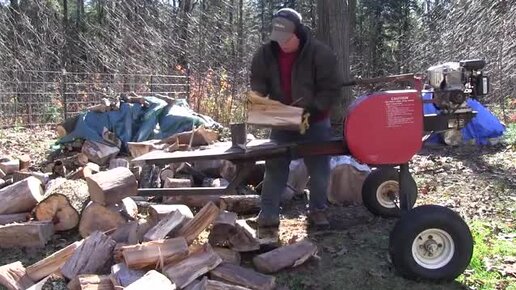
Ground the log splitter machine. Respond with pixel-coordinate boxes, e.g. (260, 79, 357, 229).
(135, 59, 490, 282)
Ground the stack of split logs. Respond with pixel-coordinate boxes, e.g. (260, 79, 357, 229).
(0, 157, 319, 290)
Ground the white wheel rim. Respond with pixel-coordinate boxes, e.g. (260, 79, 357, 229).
(376, 180, 399, 208)
(411, 228, 455, 269)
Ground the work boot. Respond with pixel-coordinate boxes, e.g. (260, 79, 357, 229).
(307, 210, 330, 229)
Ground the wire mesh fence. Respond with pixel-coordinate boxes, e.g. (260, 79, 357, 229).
(0, 70, 189, 127)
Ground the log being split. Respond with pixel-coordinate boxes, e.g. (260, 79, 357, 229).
(209, 263, 276, 290)
(124, 270, 176, 290)
(79, 198, 138, 238)
(163, 243, 222, 289)
(0, 221, 55, 248)
(252, 239, 318, 273)
(143, 210, 187, 242)
(0, 261, 34, 290)
(121, 237, 189, 269)
(177, 201, 220, 244)
(0, 176, 44, 215)
(60, 231, 117, 281)
(67, 274, 114, 290)
(26, 240, 83, 282)
(33, 179, 89, 232)
(86, 167, 138, 206)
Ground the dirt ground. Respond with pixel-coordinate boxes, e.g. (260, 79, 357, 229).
(0, 126, 514, 290)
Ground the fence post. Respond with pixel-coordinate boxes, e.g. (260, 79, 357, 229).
(61, 69, 67, 121)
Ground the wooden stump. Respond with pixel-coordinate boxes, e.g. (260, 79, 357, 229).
(177, 201, 220, 244)
(121, 237, 189, 269)
(252, 239, 318, 273)
(0, 221, 55, 248)
(79, 198, 138, 238)
(0, 261, 34, 290)
(33, 179, 89, 231)
(60, 231, 117, 280)
(86, 167, 137, 206)
(0, 176, 44, 215)
(209, 263, 276, 290)
(26, 240, 83, 281)
(163, 243, 222, 289)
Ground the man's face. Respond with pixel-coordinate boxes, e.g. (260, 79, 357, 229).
(270, 17, 299, 52)
(278, 33, 300, 53)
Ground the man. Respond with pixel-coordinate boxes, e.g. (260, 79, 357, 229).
(249, 8, 344, 230)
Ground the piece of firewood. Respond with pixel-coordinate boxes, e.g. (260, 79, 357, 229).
(252, 239, 318, 273)
(220, 195, 260, 215)
(163, 243, 222, 289)
(130, 166, 142, 182)
(125, 270, 176, 290)
(163, 195, 221, 208)
(110, 263, 145, 288)
(67, 162, 100, 180)
(0, 212, 30, 225)
(60, 231, 117, 280)
(163, 178, 192, 188)
(209, 263, 275, 290)
(109, 158, 130, 169)
(79, 198, 138, 238)
(159, 167, 175, 183)
(68, 274, 114, 290)
(25, 275, 50, 290)
(205, 279, 252, 290)
(26, 240, 83, 281)
(0, 261, 34, 290)
(113, 243, 126, 264)
(148, 204, 194, 223)
(183, 278, 205, 290)
(86, 167, 138, 206)
(208, 211, 237, 247)
(0, 176, 44, 215)
(144, 210, 187, 242)
(0, 160, 20, 175)
(213, 247, 241, 265)
(228, 221, 260, 252)
(12, 171, 50, 184)
(121, 237, 189, 269)
(246, 91, 303, 130)
(18, 155, 31, 171)
(0, 221, 54, 248)
(56, 115, 79, 138)
(109, 221, 139, 244)
(177, 202, 219, 244)
(33, 179, 90, 231)
(0, 168, 5, 179)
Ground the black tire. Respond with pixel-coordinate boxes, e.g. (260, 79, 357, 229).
(389, 205, 474, 281)
(362, 167, 417, 217)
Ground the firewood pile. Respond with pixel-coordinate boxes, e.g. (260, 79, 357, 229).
(0, 153, 320, 290)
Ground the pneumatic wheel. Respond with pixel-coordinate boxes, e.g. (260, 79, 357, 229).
(389, 205, 474, 281)
(362, 167, 417, 217)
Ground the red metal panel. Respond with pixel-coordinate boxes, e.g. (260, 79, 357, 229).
(344, 90, 423, 165)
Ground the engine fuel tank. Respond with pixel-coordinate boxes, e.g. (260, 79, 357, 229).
(344, 90, 423, 165)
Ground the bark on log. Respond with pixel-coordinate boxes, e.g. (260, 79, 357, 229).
(0, 261, 34, 290)
(67, 274, 114, 290)
(26, 240, 83, 281)
(208, 211, 237, 247)
(33, 179, 89, 231)
(252, 239, 318, 273)
(86, 167, 138, 206)
(163, 243, 222, 289)
(79, 198, 138, 238)
(177, 201, 219, 244)
(213, 247, 241, 265)
(0, 176, 44, 215)
(0, 221, 54, 248)
(143, 210, 187, 242)
(124, 270, 176, 290)
(109, 263, 145, 288)
(60, 231, 117, 280)
(121, 237, 189, 270)
(0, 160, 20, 175)
(0, 212, 30, 225)
(219, 195, 260, 215)
(209, 263, 276, 290)
(147, 204, 193, 223)
(163, 195, 221, 208)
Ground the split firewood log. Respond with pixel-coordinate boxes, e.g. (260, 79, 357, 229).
(78, 198, 138, 238)
(33, 179, 90, 231)
(0, 176, 44, 215)
(0, 261, 34, 290)
(86, 167, 138, 206)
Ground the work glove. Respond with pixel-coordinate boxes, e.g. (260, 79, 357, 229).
(300, 104, 318, 135)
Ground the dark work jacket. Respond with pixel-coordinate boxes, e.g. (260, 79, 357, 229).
(249, 26, 345, 121)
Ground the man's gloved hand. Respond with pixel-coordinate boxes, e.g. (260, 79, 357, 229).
(300, 104, 318, 135)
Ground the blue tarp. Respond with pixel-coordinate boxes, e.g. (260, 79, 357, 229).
(58, 97, 222, 152)
(422, 91, 506, 145)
